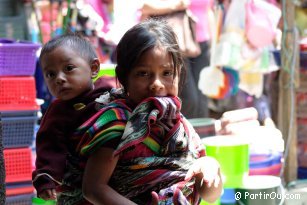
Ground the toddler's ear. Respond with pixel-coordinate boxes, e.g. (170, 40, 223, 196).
(91, 58, 100, 78)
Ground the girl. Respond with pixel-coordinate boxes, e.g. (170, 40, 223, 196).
(78, 19, 222, 204)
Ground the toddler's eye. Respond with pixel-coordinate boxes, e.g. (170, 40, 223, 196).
(64, 65, 75, 72)
(45, 72, 55, 79)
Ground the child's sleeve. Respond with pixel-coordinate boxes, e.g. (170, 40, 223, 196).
(32, 102, 68, 194)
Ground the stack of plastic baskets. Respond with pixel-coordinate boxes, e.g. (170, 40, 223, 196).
(0, 38, 40, 204)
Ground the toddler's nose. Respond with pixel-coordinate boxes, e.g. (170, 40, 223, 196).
(56, 73, 66, 84)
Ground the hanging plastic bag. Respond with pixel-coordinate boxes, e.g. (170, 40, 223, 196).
(198, 4, 224, 98)
(245, 0, 281, 48)
(198, 67, 225, 98)
(223, 0, 247, 30)
(212, 0, 247, 68)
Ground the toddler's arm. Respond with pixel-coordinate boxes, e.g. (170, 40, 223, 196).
(32, 102, 68, 197)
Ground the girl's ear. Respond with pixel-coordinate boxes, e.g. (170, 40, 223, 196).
(90, 58, 100, 78)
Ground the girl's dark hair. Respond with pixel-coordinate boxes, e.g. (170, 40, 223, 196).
(39, 33, 97, 64)
(115, 19, 186, 92)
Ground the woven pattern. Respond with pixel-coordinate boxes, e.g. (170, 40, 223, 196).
(6, 193, 33, 205)
(0, 39, 39, 76)
(2, 111, 38, 148)
(6, 182, 34, 197)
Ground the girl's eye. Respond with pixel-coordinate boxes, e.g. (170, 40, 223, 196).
(164, 70, 174, 76)
(64, 65, 75, 72)
(136, 71, 149, 77)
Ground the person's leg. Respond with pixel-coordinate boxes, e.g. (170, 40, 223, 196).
(180, 59, 200, 119)
(189, 41, 210, 118)
(180, 42, 210, 118)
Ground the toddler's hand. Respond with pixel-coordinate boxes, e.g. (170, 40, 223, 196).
(151, 191, 159, 205)
(185, 156, 221, 188)
(38, 188, 57, 201)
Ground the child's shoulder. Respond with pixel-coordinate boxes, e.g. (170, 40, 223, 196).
(45, 99, 70, 113)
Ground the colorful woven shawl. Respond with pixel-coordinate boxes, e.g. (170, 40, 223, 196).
(111, 97, 205, 205)
(78, 94, 205, 205)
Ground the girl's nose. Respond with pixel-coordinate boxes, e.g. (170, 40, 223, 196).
(149, 78, 164, 91)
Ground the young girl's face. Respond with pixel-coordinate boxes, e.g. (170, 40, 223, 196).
(40, 46, 98, 101)
(126, 46, 179, 106)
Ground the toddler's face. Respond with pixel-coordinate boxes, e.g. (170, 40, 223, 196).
(40, 46, 95, 101)
(126, 46, 179, 106)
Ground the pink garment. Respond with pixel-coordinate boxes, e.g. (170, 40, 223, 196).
(86, 0, 112, 33)
(189, 0, 214, 43)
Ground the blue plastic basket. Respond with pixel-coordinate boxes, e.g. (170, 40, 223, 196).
(6, 194, 34, 205)
(6, 181, 34, 196)
(1, 110, 38, 148)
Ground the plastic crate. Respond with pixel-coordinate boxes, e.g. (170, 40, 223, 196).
(0, 76, 39, 111)
(1, 110, 38, 148)
(0, 39, 40, 76)
(6, 194, 33, 205)
(6, 182, 34, 196)
(4, 148, 32, 183)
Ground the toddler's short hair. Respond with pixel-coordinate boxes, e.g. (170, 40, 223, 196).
(39, 33, 97, 64)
